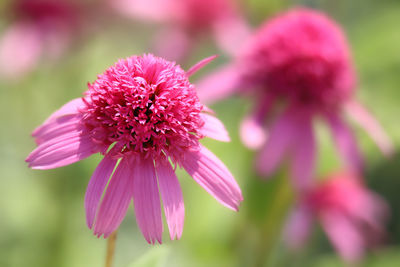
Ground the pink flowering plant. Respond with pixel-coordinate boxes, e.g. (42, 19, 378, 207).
(197, 8, 393, 191)
(26, 54, 243, 243)
(285, 172, 388, 262)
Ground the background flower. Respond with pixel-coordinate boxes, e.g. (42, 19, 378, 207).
(197, 8, 393, 191)
(285, 172, 388, 262)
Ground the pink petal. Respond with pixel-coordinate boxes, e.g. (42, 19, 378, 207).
(196, 64, 240, 104)
(32, 98, 85, 137)
(33, 114, 82, 145)
(320, 211, 364, 262)
(156, 159, 184, 240)
(325, 113, 363, 172)
(85, 154, 118, 229)
(345, 100, 394, 157)
(186, 55, 218, 77)
(239, 95, 274, 150)
(256, 110, 295, 177)
(182, 145, 243, 211)
(290, 115, 316, 191)
(0, 22, 42, 79)
(93, 157, 134, 238)
(26, 133, 96, 170)
(284, 205, 313, 250)
(199, 113, 230, 142)
(133, 157, 163, 244)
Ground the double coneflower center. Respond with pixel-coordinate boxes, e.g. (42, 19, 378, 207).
(81, 55, 204, 159)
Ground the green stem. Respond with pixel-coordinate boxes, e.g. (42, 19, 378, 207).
(105, 231, 117, 267)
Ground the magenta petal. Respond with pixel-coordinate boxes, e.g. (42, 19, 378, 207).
(199, 113, 230, 142)
(93, 157, 134, 238)
(196, 64, 240, 104)
(320, 211, 364, 262)
(133, 157, 163, 244)
(240, 114, 267, 150)
(186, 55, 218, 77)
(256, 110, 294, 177)
(326, 113, 363, 172)
(345, 100, 394, 157)
(26, 133, 97, 170)
(182, 145, 242, 211)
(284, 205, 313, 250)
(0, 22, 42, 78)
(290, 115, 316, 191)
(85, 154, 118, 229)
(156, 159, 184, 240)
(32, 98, 85, 137)
(33, 114, 82, 145)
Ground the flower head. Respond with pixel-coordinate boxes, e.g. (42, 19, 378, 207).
(239, 8, 355, 110)
(285, 172, 388, 262)
(82, 55, 204, 161)
(197, 8, 393, 190)
(26, 54, 242, 243)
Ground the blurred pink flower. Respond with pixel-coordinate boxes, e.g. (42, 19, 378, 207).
(109, 0, 250, 60)
(285, 172, 388, 262)
(26, 54, 242, 243)
(197, 8, 393, 190)
(0, 0, 82, 79)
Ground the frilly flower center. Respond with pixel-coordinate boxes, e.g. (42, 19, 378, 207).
(81, 55, 204, 160)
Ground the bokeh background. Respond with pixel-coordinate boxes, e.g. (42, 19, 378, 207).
(1, 0, 400, 266)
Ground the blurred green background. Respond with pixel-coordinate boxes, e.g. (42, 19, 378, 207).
(1, 0, 400, 266)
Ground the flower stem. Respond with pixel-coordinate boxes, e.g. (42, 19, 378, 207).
(105, 231, 117, 267)
(255, 175, 293, 266)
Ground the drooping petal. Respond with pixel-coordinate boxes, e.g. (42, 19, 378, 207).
(199, 113, 230, 142)
(33, 114, 82, 145)
(325, 112, 363, 172)
(290, 115, 316, 191)
(93, 157, 134, 238)
(284, 205, 313, 249)
(320, 211, 364, 262)
(26, 133, 97, 170)
(156, 159, 184, 240)
(239, 95, 274, 150)
(196, 64, 240, 104)
(32, 98, 85, 137)
(256, 110, 295, 177)
(85, 154, 118, 229)
(345, 100, 394, 157)
(133, 157, 163, 244)
(186, 55, 218, 77)
(0, 22, 42, 79)
(182, 145, 242, 211)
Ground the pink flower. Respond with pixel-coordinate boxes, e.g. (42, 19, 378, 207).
(285, 172, 388, 262)
(197, 8, 393, 190)
(0, 0, 82, 79)
(108, 0, 250, 60)
(26, 54, 243, 243)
